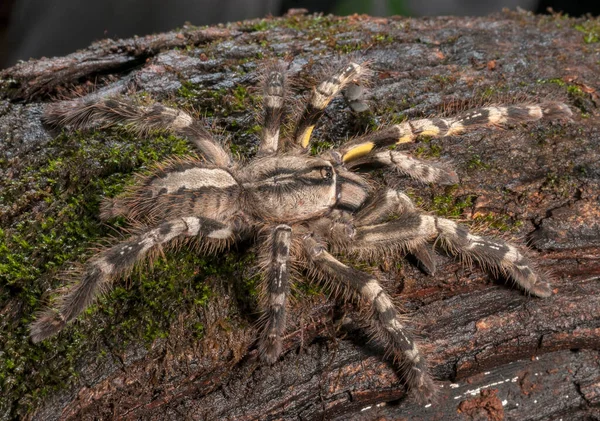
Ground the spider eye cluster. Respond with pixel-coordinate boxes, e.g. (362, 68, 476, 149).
(320, 167, 333, 180)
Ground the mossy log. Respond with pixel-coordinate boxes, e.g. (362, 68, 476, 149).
(1, 10, 599, 421)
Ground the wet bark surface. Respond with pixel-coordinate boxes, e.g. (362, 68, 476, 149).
(1, 10, 599, 421)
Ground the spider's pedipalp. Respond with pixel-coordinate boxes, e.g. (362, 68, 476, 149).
(348, 150, 459, 185)
(302, 235, 435, 401)
(259, 64, 287, 155)
(30, 216, 233, 343)
(258, 224, 292, 363)
(44, 97, 233, 167)
(337, 102, 572, 163)
(294, 61, 366, 148)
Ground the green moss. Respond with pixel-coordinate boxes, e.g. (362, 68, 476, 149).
(473, 213, 523, 232)
(246, 19, 274, 32)
(566, 85, 584, 96)
(432, 74, 457, 88)
(537, 78, 591, 115)
(231, 85, 256, 112)
(294, 281, 324, 298)
(538, 77, 566, 87)
(574, 20, 600, 43)
(541, 171, 575, 198)
(414, 137, 443, 158)
(310, 139, 334, 155)
(177, 80, 198, 99)
(99, 250, 215, 347)
(372, 33, 394, 43)
(430, 188, 474, 217)
(466, 154, 490, 171)
(335, 41, 366, 54)
(0, 124, 217, 417)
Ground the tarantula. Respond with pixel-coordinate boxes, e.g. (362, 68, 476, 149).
(32, 60, 572, 400)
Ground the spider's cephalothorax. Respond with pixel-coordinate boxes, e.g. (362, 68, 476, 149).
(34, 60, 572, 400)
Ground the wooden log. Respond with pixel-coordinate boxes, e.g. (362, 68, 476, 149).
(0, 10, 598, 421)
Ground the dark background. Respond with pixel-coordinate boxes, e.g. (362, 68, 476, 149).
(1, 0, 598, 69)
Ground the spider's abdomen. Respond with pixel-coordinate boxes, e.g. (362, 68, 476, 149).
(102, 163, 241, 224)
(240, 156, 337, 222)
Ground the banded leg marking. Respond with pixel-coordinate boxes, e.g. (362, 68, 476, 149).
(30, 217, 232, 343)
(302, 236, 435, 399)
(338, 102, 572, 163)
(348, 150, 459, 185)
(433, 217, 552, 297)
(259, 66, 286, 155)
(354, 190, 436, 274)
(259, 224, 292, 363)
(355, 189, 416, 226)
(345, 214, 552, 297)
(294, 62, 365, 148)
(44, 97, 232, 167)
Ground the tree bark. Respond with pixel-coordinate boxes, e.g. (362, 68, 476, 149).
(1, 10, 599, 421)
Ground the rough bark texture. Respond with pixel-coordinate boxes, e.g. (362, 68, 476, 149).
(1, 10, 599, 421)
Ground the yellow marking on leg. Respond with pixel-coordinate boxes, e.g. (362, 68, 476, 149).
(397, 134, 414, 144)
(487, 107, 507, 124)
(342, 142, 375, 162)
(419, 127, 441, 136)
(411, 120, 441, 137)
(395, 123, 414, 144)
(300, 125, 315, 148)
(311, 92, 331, 109)
(446, 123, 465, 135)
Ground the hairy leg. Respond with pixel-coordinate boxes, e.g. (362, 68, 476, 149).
(347, 150, 458, 185)
(258, 64, 286, 155)
(258, 224, 292, 363)
(354, 189, 437, 274)
(302, 235, 435, 401)
(293, 61, 367, 148)
(341, 213, 552, 297)
(44, 97, 233, 167)
(30, 216, 234, 343)
(336, 102, 572, 163)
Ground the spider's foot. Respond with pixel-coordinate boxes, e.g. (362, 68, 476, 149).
(408, 368, 438, 404)
(525, 278, 553, 298)
(30, 310, 66, 343)
(258, 334, 282, 364)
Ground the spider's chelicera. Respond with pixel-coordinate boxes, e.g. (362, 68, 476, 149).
(33, 61, 572, 400)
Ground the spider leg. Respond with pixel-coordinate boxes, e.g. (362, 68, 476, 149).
(341, 213, 552, 298)
(30, 216, 234, 343)
(302, 235, 435, 401)
(354, 189, 436, 274)
(347, 150, 459, 185)
(355, 189, 416, 225)
(44, 97, 233, 167)
(336, 102, 572, 163)
(258, 65, 286, 155)
(258, 224, 292, 363)
(293, 61, 366, 148)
